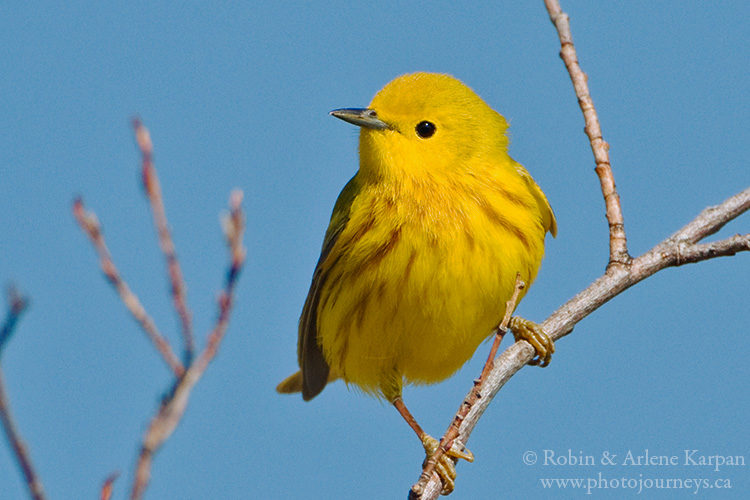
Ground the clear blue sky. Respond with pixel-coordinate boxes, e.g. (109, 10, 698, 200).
(1, 2, 747, 499)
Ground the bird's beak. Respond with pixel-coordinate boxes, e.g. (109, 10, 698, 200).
(330, 108, 389, 130)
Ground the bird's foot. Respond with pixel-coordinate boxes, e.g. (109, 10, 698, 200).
(509, 316, 554, 367)
(421, 434, 474, 495)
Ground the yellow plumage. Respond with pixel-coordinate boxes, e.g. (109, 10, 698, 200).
(279, 72, 556, 403)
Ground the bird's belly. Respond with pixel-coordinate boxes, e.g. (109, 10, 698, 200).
(318, 218, 543, 395)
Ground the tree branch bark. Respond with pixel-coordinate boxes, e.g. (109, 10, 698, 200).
(413, 188, 749, 499)
(133, 118, 196, 365)
(75, 121, 247, 500)
(544, 0, 629, 268)
(0, 288, 46, 500)
(73, 198, 185, 377)
(409, 0, 750, 496)
(129, 188, 246, 500)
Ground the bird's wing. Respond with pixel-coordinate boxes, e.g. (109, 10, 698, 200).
(298, 174, 360, 400)
(515, 162, 558, 237)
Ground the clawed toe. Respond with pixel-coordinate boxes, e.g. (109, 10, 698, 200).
(509, 316, 555, 367)
(421, 434, 473, 495)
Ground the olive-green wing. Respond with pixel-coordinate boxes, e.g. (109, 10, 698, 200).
(298, 174, 360, 400)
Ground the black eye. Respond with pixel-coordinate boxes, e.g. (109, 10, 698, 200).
(415, 121, 436, 138)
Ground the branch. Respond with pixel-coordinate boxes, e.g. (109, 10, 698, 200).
(417, 276, 524, 489)
(133, 119, 195, 365)
(413, 186, 749, 499)
(0, 287, 46, 500)
(129, 190, 245, 500)
(672, 235, 749, 264)
(73, 199, 185, 377)
(410, 0, 750, 494)
(544, 0, 629, 268)
(77, 120, 246, 498)
(0, 287, 28, 355)
(100, 471, 119, 500)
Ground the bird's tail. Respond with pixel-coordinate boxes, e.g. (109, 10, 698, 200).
(276, 370, 304, 394)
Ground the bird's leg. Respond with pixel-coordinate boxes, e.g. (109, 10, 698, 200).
(392, 397, 473, 495)
(509, 316, 555, 367)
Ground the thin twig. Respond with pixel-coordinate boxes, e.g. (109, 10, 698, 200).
(409, 3, 749, 494)
(100, 471, 119, 500)
(414, 276, 525, 495)
(129, 190, 246, 500)
(672, 235, 749, 265)
(133, 118, 195, 365)
(415, 3, 749, 497)
(0, 287, 28, 355)
(412, 186, 750, 499)
(73, 199, 185, 377)
(198, 189, 246, 370)
(545, 0, 629, 268)
(0, 288, 46, 500)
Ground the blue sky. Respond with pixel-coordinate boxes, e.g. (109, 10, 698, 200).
(1, 2, 747, 499)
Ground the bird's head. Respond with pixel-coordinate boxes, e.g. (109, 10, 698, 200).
(331, 72, 510, 183)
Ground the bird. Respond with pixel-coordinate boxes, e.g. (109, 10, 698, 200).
(277, 72, 556, 494)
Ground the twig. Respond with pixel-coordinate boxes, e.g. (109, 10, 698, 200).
(73, 199, 185, 377)
(544, 0, 629, 268)
(0, 287, 28, 355)
(412, 186, 750, 499)
(100, 471, 119, 500)
(133, 118, 195, 365)
(202, 189, 246, 368)
(415, 276, 525, 493)
(0, 287, 46, 500)
(78, 120, 246, 498)
(129, 190, 246, 500)
(411, 2, 750, 494)
(672, 235, 749, 265)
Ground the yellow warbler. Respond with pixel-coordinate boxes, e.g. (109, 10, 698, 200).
(278, 72, 556, 493)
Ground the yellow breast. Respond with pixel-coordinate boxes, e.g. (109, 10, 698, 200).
(316, 161, 548, 397)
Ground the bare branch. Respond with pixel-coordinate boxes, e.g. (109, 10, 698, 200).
(544, 0, 629, 268)
(413, 186, 750, 499)
(76, 120, 246, 499)
(133, 118, 195, 365)
(0, 288, 46, 500)
(129, 190, 246, 500)
(199, 189, 246, 371)
(414, 276, 525, 495)
(672, 234, 750, 265)
(0, 287, 28, 355)
(100, 471, 119, 500)
(669, 187, 750, 244)
(73, 199, 185, 377)
(410, 4, 750, 493)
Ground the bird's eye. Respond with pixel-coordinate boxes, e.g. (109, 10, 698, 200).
(415, 121, 436, 139)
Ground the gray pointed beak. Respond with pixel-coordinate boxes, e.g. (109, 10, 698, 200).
(330, 108, 389, 130)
